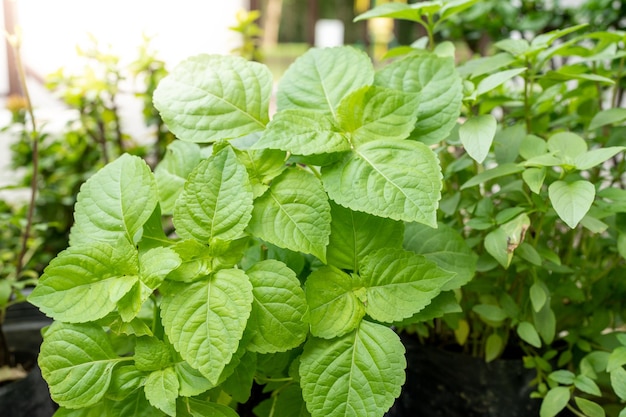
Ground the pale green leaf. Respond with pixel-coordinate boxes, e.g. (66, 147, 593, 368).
(248, 168, 331, 262)
(534, 303, 556, 344)
(393, 291, 462, 326)
(574, 375, 602, 396)
(589, 108, 626, 130)
(245, 260, 308, 353)
(29, 240, 138, 322)
(611, 367, 626, 401)
(305, 266, 366, 339)
(327, 202, 404, 271)
(403, 222, 476, 290)
(144, 367, 179, 416)
(108, 365, 146, 400)
(174, 360, 215, 397)
(153, 54, 271, 142)
(160, 269, 253, 384)
(233, 147, 286, 198)
(459, 115, 497, 163)
(530, 282, 548, 312)
(154, 141, 202, 214)
(523, 167, 546, 194)
(549, 181, 596, 228)
(440, 0, 479, 20)
(607, 347, 626, 372)
(322, 140, 442, 226)
(361, 248, 455, 323)
(277, 46, 373, 116)
(375, 53, 462, 145)
(457, 53, 516, 78)
(254, 109, 350, 155)
(354, 2, 442, 23)
(139, 247, 182, 289)
(135, 337, 172, 372)
(574, 397, 605, 417)
(548, 370, 575, 385)
(337, 86, 419, 145)
(575, 147, 625, 170)
(475, 68, 527, 96)
(520, 134, 548, 160)
(39, 322, 122, 408)
(174, 146, 253, 243)
(461, 163, 524, 189)
(473, 304, 507, 322)
(70, 154, 158, 246)
(485, 333, 503, 362)
(540, 386, 571, 417)
(518, 321, 542, 348)
(495, 39, 530, 56)
(547, 132, 588, 163)
(300, 321, 406, 417)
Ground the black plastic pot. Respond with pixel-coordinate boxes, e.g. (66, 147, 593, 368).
(0, 301, 55, 417)
(386, 334, 541, 417)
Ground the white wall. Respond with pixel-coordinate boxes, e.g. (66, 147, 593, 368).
(15, 0, 247, 76)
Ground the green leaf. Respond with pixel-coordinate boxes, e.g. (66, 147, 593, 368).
(518, 321, 542, 348)
(611, 367, 626, 401)
(112, 390, 162, 417)
(523, 167, 546, 194)
(484, 213, 530, 268)
(520, 134, 548, 160)
(475, 68, 527, 96)
(233, 146, 286, 198)
(299, 321, 406, 417)
(177, 398, 240, 417)
(403, 222, 476, 290)
(440, 0, 479, 20)
(139, 247, 181, 289)
(249, 168, 331, 262)
(39, 322, 122, 408)
(174, 361, 214, 397)
(336, 86, 419, 145)
(144, 367, 179, 416)
(459, 115, 497, 163)
(375, 53, 462, 145)
(174, 146, 254, 244)
(549, 370, 575, 385)
(254, 384, 311, 417)
(254, 110, 350, 155)
(354, 2, 442, 23)
(327, 202, 404, 271)
(473, 304, 507, 323)
(245, 260, 308, 353)
(154, 141, 202, 214)
(323, 140, 442, 226)
(534, 303, 556, 345)
(574, 397, 605, 417)
(277, 46, 373, 116)
(360, 248, 455, 323)
(540, 386, 571, 417)
(485, 333, 503, 362)
(530, 282, 548, 312)
(222, 351, 257, 403)
(547, 132, 587, 163)
(29, 240, 138, 322)
(575, 147, 625, 170)
(153, 54, 271, 142)
(608, 347, 626, 372)
(589, 108, 626, 130)
(160, 269, 253, 384)
(549, 181, 595, 228)
(461, 163, 524, 189)
(108, 365, 146, 400)
(574, 374, 602, 396)
(495, 38, 529, 56)
(135, 337, 172, 372)
(70, 154, 158, 246)
(458, 53, 516, 78)
(305, 266, 366, 339)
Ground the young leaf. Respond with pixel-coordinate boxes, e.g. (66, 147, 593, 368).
(574, 375, 602, 396)
(574, 147, 625, 171)
(530, 281, 548, 312)
(305, 266, 366, 339)
(135, 337, 173, 372)
(327, 202, 404, 271)
(233, 147, 287, 198)
(336, 86, 420, 145)
(574, 397, 605, 417)
(549, 180, 595, 228)
(547, 132, 587, 164)
(248, 168, 331, 262)
(254, 109, 350, 155)
(276, 46, 374, 116)
(607, 347, 626, 372)
(153, 54, 272, 142)
(588, 108, 626, 131)
(475, 68, 526, 96)
(459, 115, 497, 163)
(245, 260, 308, 353)
(70, 154, 158, 246)
(299, 321, 406, 417)
(404, 223, 478, 291)
(610, 367, 626, 401)
(144, 367, 179, 416)
(517, 321, 542, 348)
(360, 248, 456, 323)
(154, 141, 202, 214)
(39, 322, 123, 408)
(160, 269, 253, 384)
(540, 386, 570, 417)
(523, 167, 546, 194)
(375, 53, 462, 145)
(354, 2, 441, 23)
(28, 240, 138, 323)
(460, 163, 524, 189)
(174, 146, 254, 244)
(323, 140, 442, 226)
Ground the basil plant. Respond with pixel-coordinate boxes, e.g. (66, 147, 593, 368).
(28, 45, 471, 417)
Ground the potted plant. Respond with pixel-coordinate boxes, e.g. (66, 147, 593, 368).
(356, 2, 626, 417)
